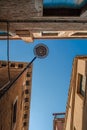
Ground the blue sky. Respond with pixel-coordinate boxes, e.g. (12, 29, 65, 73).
(0, 39, 87, 130)
(43, 0, 87, 8)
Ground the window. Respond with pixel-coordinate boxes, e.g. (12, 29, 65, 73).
(25, 89, 29, 94)
(18, 64, 23, 68)
(24, 105, 29, 110)
(26, 80, 30, 86)
(42, 32, 58, 36)
(20, 91, 24, 109)
(24, 98, 29, 102)
(13, 99, 17, 124)
(26, 72, 31, 77)
(24, 114, 28, 119)
(23, 122, 27, 127)
(1, 62, 7, 67)
(10, 63, 15, 67)
(77, 74, 86, 97)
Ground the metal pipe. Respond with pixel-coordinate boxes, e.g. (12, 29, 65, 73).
(0, 56, 37, 99)
(7, 21, 10, 81)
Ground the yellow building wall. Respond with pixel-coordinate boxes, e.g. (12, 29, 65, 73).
(65, 88, 73, 130)
(73, 59, 85, 130)
(65, 58, 86, 130)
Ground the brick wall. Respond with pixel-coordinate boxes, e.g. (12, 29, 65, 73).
(0, 61, 32, 130)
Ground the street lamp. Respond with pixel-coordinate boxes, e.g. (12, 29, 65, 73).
(0, 44, 49, 98)
(34, 43, 49, 59)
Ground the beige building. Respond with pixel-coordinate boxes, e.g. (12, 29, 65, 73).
(64, 56, 87, 130)
(53, 113, 65, 130)
(0, 60, 32, 130)
(0, 0, 87, 42)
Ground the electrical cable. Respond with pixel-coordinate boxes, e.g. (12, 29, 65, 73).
(7, 22, 10, 81)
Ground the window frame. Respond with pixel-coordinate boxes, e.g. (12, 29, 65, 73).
(26, 72, 31, 77)
(77, 73, 86, 97)
(26, 80, 30, 86)
(12, 97, 18, 129)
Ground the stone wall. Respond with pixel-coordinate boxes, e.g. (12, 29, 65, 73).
(0, 0, 42, 20)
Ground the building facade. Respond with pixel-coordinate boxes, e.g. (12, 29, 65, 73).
(53, 113, 65, 130)
(0, 60, 32, 130)
(0, 0, 87, 42)
(64, 56, 87, 130)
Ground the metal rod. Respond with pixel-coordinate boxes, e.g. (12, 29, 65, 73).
(0, 56, 37, 99)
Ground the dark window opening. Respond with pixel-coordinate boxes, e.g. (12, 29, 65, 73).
(24, 98, 29, 102)
(1, 62, 7, 67)
(13, 100, 17, 124)
(10, 63, 15, 67)
(24, 106, 29, 110)
(26, 72, 31, 77)
(23, 122, 27, 127)
(24, 114, 28, 119)
(77, 74, 86, 97)
(18, 64, 23, 68)
(20, 91, 24, 109)
(42, 32, 58, 36)
(25, 89, 29, 94)
(26, 80, 30, 86)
